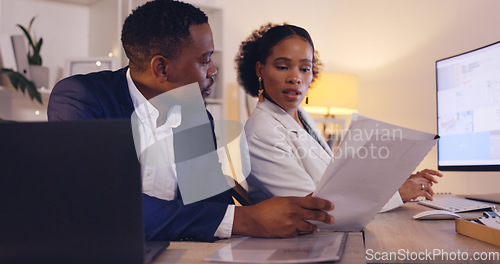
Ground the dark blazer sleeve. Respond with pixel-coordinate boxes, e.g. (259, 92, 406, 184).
(48, 68, 135, 120)
(48, 75, 106, 120)
(143, 190, 234, 242)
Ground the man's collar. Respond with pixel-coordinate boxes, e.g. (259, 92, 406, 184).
(127, 68, 158, 122)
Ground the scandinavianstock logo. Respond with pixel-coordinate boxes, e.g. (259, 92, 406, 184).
(273, 124, 403, 160)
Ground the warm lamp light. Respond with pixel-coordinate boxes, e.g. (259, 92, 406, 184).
(301, 72, 359, 149)
(302, 72, 359, 116)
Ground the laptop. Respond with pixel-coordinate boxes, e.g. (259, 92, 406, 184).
(466, 193, 500, 205)
(0, 120, 168, 264)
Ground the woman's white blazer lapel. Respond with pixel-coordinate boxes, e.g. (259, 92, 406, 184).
(256, 100, 332, 167)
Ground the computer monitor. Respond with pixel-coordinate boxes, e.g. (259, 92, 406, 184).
(436, 40, 500, 172)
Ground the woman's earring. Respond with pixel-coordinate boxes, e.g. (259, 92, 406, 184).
(305, 94, 309, 104)
(258, 77, 264, 102)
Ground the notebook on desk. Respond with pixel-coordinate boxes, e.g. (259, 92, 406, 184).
(206, 232, 348, 263)
(0, 120, 168, 264)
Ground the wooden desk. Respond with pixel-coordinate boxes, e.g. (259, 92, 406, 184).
(152, 232, 366, 264)
(364, 202, 500, 263)
(151, 201, 500, 264)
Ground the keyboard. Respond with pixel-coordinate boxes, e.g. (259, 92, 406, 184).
(418, 196, 496, 213)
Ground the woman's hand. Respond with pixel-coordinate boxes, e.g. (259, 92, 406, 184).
(398, 169, 443, 202)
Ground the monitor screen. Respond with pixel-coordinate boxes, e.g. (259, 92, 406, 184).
(436, 41, 500, 171)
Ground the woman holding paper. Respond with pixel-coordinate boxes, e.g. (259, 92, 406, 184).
(235, 23, 442, 207)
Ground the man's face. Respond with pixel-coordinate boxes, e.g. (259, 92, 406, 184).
(167, 23, 218, 102)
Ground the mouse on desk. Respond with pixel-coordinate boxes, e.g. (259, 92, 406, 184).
(413, 210, 461, 220)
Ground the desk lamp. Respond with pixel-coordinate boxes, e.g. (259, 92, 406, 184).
(302, 72, 359, 149)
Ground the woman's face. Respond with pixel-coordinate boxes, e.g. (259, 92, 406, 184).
(257, 36, 314, 115)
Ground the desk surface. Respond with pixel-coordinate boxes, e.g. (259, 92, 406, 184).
(365, 201, 500, 263)
(153, 232, 366, 264)
(152, 201, 500, 264)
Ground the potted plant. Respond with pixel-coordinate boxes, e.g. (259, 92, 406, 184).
(19, 15, 49, 92)
(0, 15, 44, 105)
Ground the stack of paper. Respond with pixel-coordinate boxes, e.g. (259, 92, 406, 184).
(312, 113, 439, 231)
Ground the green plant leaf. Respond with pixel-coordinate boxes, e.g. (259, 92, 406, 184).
(28, 16, 36, 28)
(19, 79, 27, 93)
(27, 83, 42, 103)
(7, 73, 19, 88)
(35, 38, 42, 53)
(0, 68, 42, 104)
(16, 16, 42, 66)
(31, 38, 43, 65)
(17, 24, 35, 51)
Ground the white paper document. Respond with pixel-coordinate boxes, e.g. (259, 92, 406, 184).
(312, 113, 439, 231)
(205, 232, 347, 263)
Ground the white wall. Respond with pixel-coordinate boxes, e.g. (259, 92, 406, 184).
(208, 0, 500, 195)
(0, 0, 89, 89)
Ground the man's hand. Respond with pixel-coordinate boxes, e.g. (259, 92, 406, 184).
(399, 169, 443, 202)
(232, 196, 334, 238)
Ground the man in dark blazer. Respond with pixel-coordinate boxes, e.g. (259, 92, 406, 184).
(48, 0, 334, 242)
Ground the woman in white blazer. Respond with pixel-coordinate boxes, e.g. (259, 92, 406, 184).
(244, 99, 332, 203)
(236, 23, 442, 207)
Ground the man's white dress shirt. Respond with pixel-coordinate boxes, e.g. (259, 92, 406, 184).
(126, 69, 234, 238)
